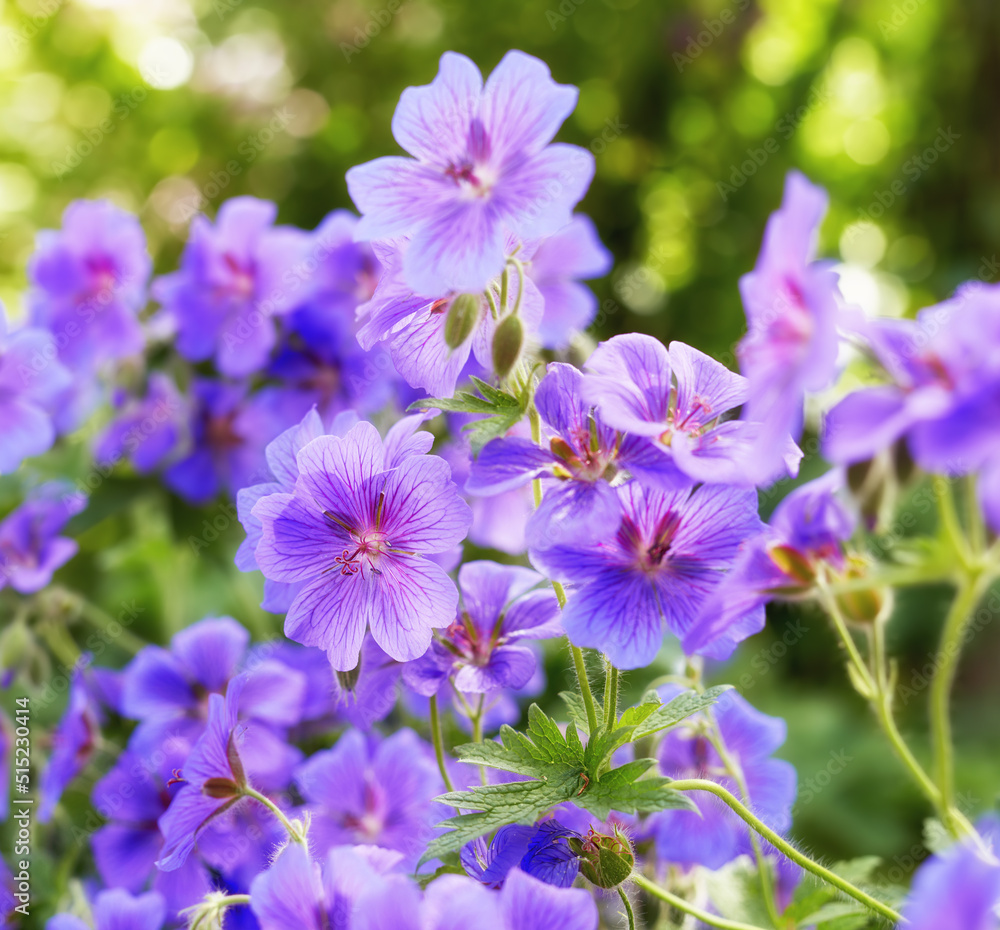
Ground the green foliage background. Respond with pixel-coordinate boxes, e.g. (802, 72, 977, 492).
(2, 0, 999, 908)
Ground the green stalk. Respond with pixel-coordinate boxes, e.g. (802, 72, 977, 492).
(632, 874, 769, 930)
(667, 779, 901, 923)
(243, 787, 307, 845)
(429, 694, 456, 793)
(617, 886, 636, 930)
(603, 661, 619, 733)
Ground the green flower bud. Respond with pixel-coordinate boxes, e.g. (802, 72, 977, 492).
(444, 293, 480, 349)
(567, 827, 634, 889)
(491, 314, 523, 379)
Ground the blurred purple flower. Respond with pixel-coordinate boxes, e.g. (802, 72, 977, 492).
(531, 481, 763, 668)
(469, 362, 679, 548)
(583, 334, 802, 487)
(252, 420, 471, 670)
(0, 482, 86, 594)
(347, 50, 594, 296)
(93, 373, 184, 474)
(528, 215, 611, 349)
(647, 687, 797, 870)
(27, 200, 151, 373)
(153, 197, 309, 377)
(0, 306, 74, 474)
(403, 560, 559, 697)
(737, 171, 841, 482)
(46, 890, 166, 930)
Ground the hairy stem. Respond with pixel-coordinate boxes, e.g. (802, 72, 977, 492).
(632, 874, 769, 930)
(617, 886, 636, 930)
(243, 787, 306, 846)
(604, 660, 619, 733)
(667, 779, 901, 923)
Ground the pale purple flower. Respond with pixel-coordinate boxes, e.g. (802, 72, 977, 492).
(46, 890, 166, 930)
(899, 815, 1000, 930)
(356, 239, 544, 397)
(684, 469, 856, 659)
(403, 560, 560, 697)
(647, 687, 797, 870)
(0, 482, 86, 594)
(347, 50, 594, 295)
(737, 171, 841, 482)
(530, 481, 763, 669)
(0, 305, 74, 474)
(153, 197, 309, 377)
(94, 373, 184, 473)
(295, 728, 443, 866)
(251, 420, 472, 670)
(468, 362, 680, 548)
(27, 199, 151, 373)
(583, 334, 802, 487)
(528, 215, 611, 349)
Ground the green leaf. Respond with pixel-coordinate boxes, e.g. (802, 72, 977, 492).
(409, 376, 525, 453)
(583, 725, 635, 775)
(631, 685, 733, 740)
(575, 760, 696, 821)
(559, 690, 603, 735)
(617, 701, 660, 728)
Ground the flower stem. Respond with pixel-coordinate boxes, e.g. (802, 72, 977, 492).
(429, 694, 455, 793)
(243, 787, 306, 846)
(617, 886, 636, 930)
(632, 874, 769, 930)
(603, 660, 619, 733)
(571, 644, 600, 735)
(666, 779, 901, 923)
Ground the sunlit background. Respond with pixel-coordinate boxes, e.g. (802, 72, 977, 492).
(3, 0, 998, 875)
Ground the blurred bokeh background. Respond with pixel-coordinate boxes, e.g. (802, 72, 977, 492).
(3, 0, 998, 885)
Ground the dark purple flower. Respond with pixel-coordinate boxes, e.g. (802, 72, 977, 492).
(93, 373, 184, 473)
(683, 469, 856, 659)
(295, 728, 443, 866)
(462, 820, 580, 889)
(27, 199, 151, 373)
(530, 481, 763, 669)
(647, 687, 797, 870)
(250, 842, 403, 930)
(528, 216, 611, 349)
(153, 197, 309, 377)
(737, 171, 841, 482)
(583, 334, 802, 487)
(899, 815, 1000, 930)
(47, 889, 166, 930)
(403, 560, 559, 697)
(38, 665, 101, 822)
(356, 239, 544, 398)
(469, 362, 680, 548)
(0, 482, 86, 594)
(163, 378, 302, 505)
(347, 51, 594, 296)
(0, 306, 74, 474)
(252, 420, 472, 670)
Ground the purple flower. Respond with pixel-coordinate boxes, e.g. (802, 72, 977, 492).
(0, 306, 74, 474)
(469, 362, 680, 548)
(90, 745, 212, 918)
(528, 216, 611, 349)
(252, 420, 472, 670)
(250, 842, 403, 930)
(346, 50, 594, 296)
(93, 373, 184, 474)
(403, 561, 560, 696)
(583, 334, 802, 487)
(27, 200, 151, 373)
(295, 728, 443, 865)
(647, 687, 797, 870)
(462, 820, 580, 889)
(530, 481, 763, 669)
(46, 890, 166, 930)
(899, 815, 1000, 930)
(356, 239, 544, 398)
(683, 470, 856, 659)
(0, 483, 86, 594)
(737, 172, 841, 482)
(163, 379, 303, 505)
(153, 197, 309, 377)
(331, 635, 402, 730)
(38, 665, 102, 822)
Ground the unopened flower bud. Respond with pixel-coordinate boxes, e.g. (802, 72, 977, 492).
(491, 314, 523, 379)
(834, 556, 890, 626)
(768, 544, 816, 587)
(568, 827, 634, 889)
(336, 662, 362, 694)
(444, 293, 480, 349)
